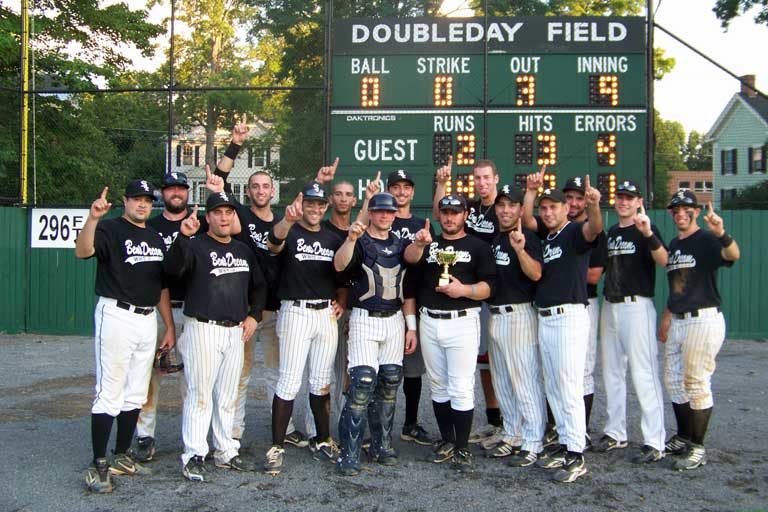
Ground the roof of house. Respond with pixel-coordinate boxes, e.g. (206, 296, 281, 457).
(706, 92, 768, 141)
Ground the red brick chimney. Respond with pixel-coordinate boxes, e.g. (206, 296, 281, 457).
(740, 74, 757, 97)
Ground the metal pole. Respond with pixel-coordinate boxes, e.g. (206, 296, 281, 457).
(167, 0, 175, 174)
(646, 0, 655, 202)
(322, 0, 333, 164)
(482, 0, 488, 158)
(20, 0, 30, 204)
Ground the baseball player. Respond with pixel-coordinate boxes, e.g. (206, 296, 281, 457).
(130, 172, 191, 463)
(405, 195, 496, 474)
(432, 157, 504, 448)
(334, 192, 417, 475)
(165, 191, 266, 482)
(521, 179, 603, 483)
(263, 182, 346, 476)
(387, 169, 435, 445)
(76, 180, 172, 493)
(485, 185, 547, 466)
(594, 180, 668, 463)
(659, 190, 740, 470)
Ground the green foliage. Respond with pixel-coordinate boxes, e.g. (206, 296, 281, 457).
(653, 111, 686, 208)
(683, 130, 713, 171)
(722, 179, 768, 209)
(713, 0, 768, 28)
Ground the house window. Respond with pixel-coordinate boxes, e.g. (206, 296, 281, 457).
(232, 183, 242, 203)
(678, 181, 690, 190)
(749, 146, 766, 173)
(196, 183, 209, 205)
(694, 181, 713, 192)
(721, 149, 737, 175)
(720, 188, 737, 203)
(249, 146, 267, 168)
(182, 144, 193, 166)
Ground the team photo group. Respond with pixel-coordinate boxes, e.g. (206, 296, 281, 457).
(75, 122, 740, 493)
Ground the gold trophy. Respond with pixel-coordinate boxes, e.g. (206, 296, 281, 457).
(436, 248, 458, 287)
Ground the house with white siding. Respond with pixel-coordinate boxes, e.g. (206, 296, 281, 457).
(705, 75, 768, 208)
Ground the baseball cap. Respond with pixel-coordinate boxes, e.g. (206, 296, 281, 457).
(302, 181, 329, 203)
(206, 191, 237, 211)
(615, 179, 641, 198)
(368, 192, 398, 212)
(495, 184, 524, 204)
(124, 179, 156, 199)
(667, 189, 700, 209)
(161, 172, 189, 189)
(438, 195, 467, 212)
(562, 176, 586, 194)
(387, 169, 415, 187)
(538, 188, 566, 203)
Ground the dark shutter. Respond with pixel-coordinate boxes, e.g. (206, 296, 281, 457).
(748, 147, 754, 173)
(731, 148, 737, 174)
(720, 150, 726, 175)
(194, 146, 200, 167)
(266, 147, 271, 166)
(214, 146, 219, 161)
(763, 144, 768, 172)
(176, 144, 182, 167)
(248, 147, 253, 168)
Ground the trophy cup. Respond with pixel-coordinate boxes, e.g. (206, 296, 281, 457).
(436, 248, 458, 287)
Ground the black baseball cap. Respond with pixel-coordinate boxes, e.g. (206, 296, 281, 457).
(161, 172, 189, 189)
(438, 195, 467, 212)
(538, 188, 566, 204)
(616, 179, 641, 198)
(206, 191, 237, 211)
(667, 189, 700, 209)
(124, 179, 156, 199)
(562, 176, 586, 194)
(302, 181, 329, 203)
(387, 169, 415, 187)
(495, 184, 524, 204)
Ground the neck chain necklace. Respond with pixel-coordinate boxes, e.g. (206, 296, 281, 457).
(547, 221, 571, 241)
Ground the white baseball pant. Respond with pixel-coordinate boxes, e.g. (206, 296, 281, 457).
(584, 297, 599, 396)
(664, 308, 725, 410)
(92, 297, 156, 417)
(179, 318, 243, 466)
(488, 303, 546, 453)
(135, 306, 186, 438)
(275, 301, 339, 400)
(419, 308, 480, 411)
(538, 303, 589, 452)
(347, 308, 405, 371)
(600, 297, 666, 451)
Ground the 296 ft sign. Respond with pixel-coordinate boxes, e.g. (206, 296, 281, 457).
(31, 208, 88, 248)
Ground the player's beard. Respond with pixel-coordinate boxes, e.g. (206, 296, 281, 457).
(164, 200, 187, 214)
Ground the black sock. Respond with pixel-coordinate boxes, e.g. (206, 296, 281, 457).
(114, 408, 140, 454)
(271, 395, 294, 446)
(583, 393, 594, 431)
(452, 408, 474, 450)
(309, 393, 331, 442)
(546, 400, 555, 426)
(690, 407, 712, 445)
(486, 407, 502, 427)
(402, 376, 422, 426)
(91, 413, 114, 462)
(672, 402, 692, 440)
(432, 400, 454, 443)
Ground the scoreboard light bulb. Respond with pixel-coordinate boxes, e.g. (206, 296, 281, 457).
(609, 198, 615, 205)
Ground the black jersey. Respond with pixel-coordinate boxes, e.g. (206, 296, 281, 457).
(489, 229, 542, 305)
(147, 213, 186, 301)
(535, 221, 597, 308)
(587, 231, 608, 298)
(232, 203, 282, 311)
(276, 223, 344, 301)
(466, 199, 499, 245)
(91, 217, 166, 307)
(164, 233, 266, 322)
(391, 214, 435, 245)
(604, 223, 665, 299)
(321, 219, 349, 240)
(416, 234, 496, 311)
(666, 229, 734, 314)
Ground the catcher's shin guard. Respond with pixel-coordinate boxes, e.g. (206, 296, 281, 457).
(337, 366, 376, 474)
(368, 364, 403, 464)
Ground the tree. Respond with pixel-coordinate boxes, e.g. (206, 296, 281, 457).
(722, 179, 768, 209)
(683, 130, 713, 170)
(653, 111, 686, 208)
(713, 0, 768, 28)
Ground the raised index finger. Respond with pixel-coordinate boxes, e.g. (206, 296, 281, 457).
(424, 218, 430, 231)
(707, 201, 714, 214)
(205, 164, 212, 179)
(100, 186, 109, 200)
(190, 205, 199, 217)
(331, 157, 340, 171)
(446, 155, 453, 168)
(639, 203, 646, 216)
(584, 174, 591, 188)
(516, 216, 522, 231)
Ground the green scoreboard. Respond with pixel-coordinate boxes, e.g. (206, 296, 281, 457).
(330, 17, 649, 207)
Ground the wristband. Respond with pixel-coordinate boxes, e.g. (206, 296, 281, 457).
(470, 284, 477, 298)
(405, 315, 417, 331)
(224, 142, 241, 160)
(267, 230, 285, 245)
(718, 232, 734, 248)
(645, 233, 662, 251)
(214, 168, 228, 180)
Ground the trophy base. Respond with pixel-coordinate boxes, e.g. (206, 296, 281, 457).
(438, 277, 450, 287)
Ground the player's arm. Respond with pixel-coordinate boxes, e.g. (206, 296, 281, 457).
(702, 201, 740, 262)
(315, 157, 340, 185)
(334, 221, 365, 272)
(635, 204, 668, 266)
(587, 267, 604, 285)
(213, 119, 249, 190)
(658, 307, 672, 343)
(437, 244, 495, 300)
(242, 253, 267, 341)
(75, 187, 112, 259)
(268, 193, 302, 254)
(332, 287, 349, 320)
(164, 207, 200, 277)
(354, 171, 381, 226)
(157, 288, 176, 350)
(521, 165, 545, 231)
(509, 221, 542, 281)
(581, 175, 603, 241)
(402, 297, 418, 355)
(404, 218, 432, 265)
(431, 156, 452, 220)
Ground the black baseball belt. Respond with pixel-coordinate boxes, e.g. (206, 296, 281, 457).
(423, 309, 469, 320)
(292, 300, 331, 310)
(605, 295, 639, 304)
(195, 317, 239, 328)
(357, 308, 399, 318)
(116, 300, 154, 316)
(673, 307, 721, 320)
(489, 303, 533, 315)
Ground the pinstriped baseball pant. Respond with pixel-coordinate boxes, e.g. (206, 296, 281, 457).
(347, 308, 405, 371)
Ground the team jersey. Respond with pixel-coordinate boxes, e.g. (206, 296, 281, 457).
(489, 228, 542, 305)
(321, 219, 349, 240)
(587, 231, 608, 298)
(164, 233, 266, 322)
(603, 223, 665, 299)
(465, 199, 499, 245)
(344, 232, 408, 311)
(666, 229, 734, 314)
(147, 213, 186, 301)
(90, 217, 166, 307)
(535, 221, 597, 309)
(415, 233, 496, 311)
(391, 215, 435, 245)
(275, 223, 344, 301)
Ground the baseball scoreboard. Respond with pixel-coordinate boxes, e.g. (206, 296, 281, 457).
(329, 16, 649, 207)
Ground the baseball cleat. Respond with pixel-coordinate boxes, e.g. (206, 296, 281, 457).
(593, 435, 628, 453)
(215, 454, 256, 471)
(451, 448, 475, 474)
(536, 445, 567, 469)
(484, 439, 520, 458)
(129, 436, 156, 463)
(583, 434, 593, 452)
(631, 445, 665, 464)
(665, 434, 690, 456)
(109, 452, 151, 476)
(429, 441, 455, 463)
(479, 430, 507, 450)
(552, 453, 588, 483)
(84, 458, 114, 494)
(284, 430, 309, 448)
(542, 424, 559, 448)
(674, 444, 707, 471)
(183, 456, 212, 482)
(401, 424, 434, 446)
(309, 437, 340, 463)
(263, 446, 284, 476)
(507, 450, 539, 467)
(469, 424, 501, 444)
